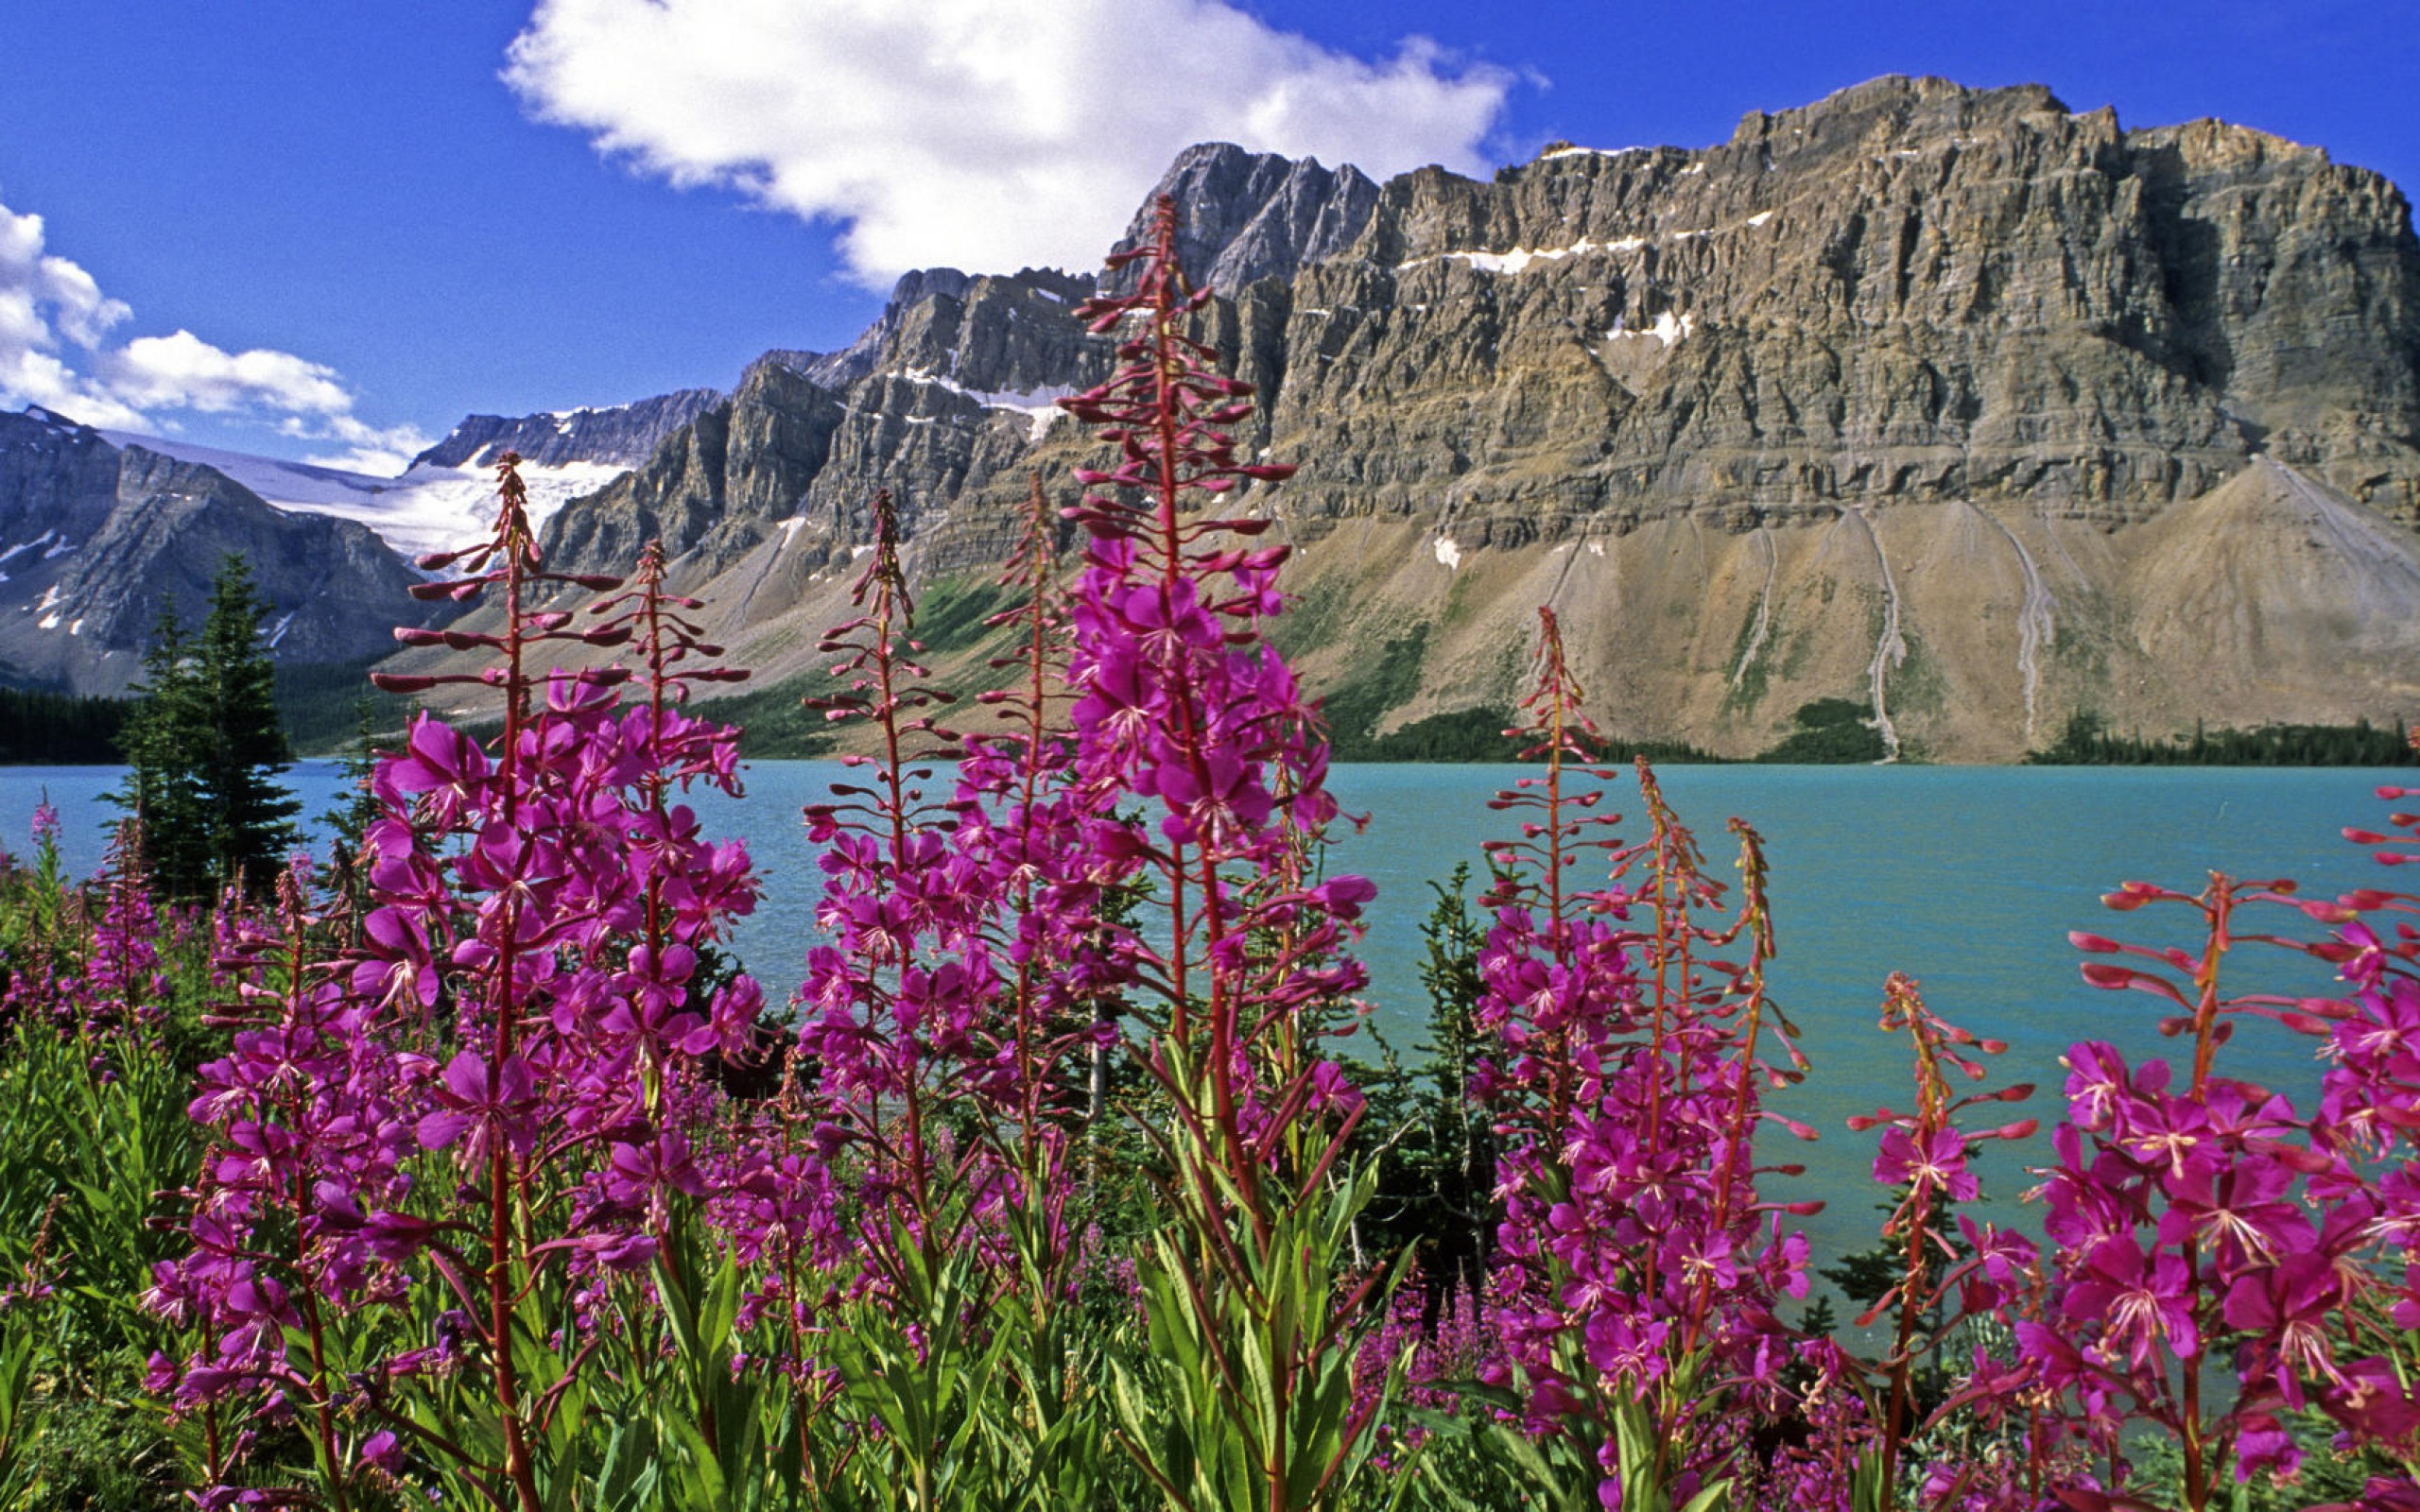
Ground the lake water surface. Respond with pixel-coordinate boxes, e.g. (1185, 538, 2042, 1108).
(4, 760, 2403, 1268)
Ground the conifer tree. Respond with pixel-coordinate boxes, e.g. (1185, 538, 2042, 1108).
(193, 555, 299, 887)
(111, 555, 299, 895)
(111, 599, 212, 891)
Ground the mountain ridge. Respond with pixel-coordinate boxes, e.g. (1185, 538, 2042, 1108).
(454, 75, 2418, 760)
(0, 408, 447, 695)
(16, 74, 2419, 755)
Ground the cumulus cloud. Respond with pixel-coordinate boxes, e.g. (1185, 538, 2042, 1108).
(504, 0, 1518, 283)
(104, 330, 355, 418)
(0, 188, 430, 470)
(0, 198, 147, 428)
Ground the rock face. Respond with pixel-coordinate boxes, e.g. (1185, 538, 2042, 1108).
(542, 265, 1112, 587)
(0, 408, 446, 695)
(491, 77, 2420, 757)
(413, 389, 724, 470)
(1105, 143, 1381, 294)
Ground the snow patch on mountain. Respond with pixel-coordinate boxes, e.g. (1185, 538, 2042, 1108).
(902, 368, 1075, 442)
(101, 430, 627, 561)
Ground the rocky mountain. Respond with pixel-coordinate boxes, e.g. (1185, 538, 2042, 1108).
(410, 389, 722, 471)
(1105, 144, 1381, 294)
(423, 77, 2420, 758)
(0, 408, 446, 695)
(100, 389, 720, 566)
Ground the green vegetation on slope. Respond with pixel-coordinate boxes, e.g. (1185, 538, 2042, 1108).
(273, 655, 395, 754)
(1316, 624, 1720, 763)
(691, 675, 839, 760)
(907, 576, 1012, 655)
(1755, 696, 1889, 764)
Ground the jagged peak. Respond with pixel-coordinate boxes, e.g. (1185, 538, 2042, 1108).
(889, 266, 974, 306)
(8, 404, 106, 442)
(1108, 142, 1381, 293)
(1731, 75, 2072, 151)
(410, 388, 723, 471)
(2126, 116, 2334, 174)
(791, 263, 1102, 394)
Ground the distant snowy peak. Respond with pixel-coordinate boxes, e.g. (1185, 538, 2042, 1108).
(411, 388, 721, 471)
(0, 407, 444, 694)
(100, 429, 631, 562)
(370, 458, 631, 561)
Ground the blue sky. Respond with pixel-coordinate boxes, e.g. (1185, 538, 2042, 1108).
(1, 1, 2411, 472)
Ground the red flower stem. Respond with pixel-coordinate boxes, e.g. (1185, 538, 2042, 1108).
(277, 899, 355, 1512)
(1543, 636, 1573, 1133)
(1685, 823, 1772, 1350)
(1013, 478, 1052, 1151)
(485, 461, 540, 1512)
(2176, 878, 2235, 1512)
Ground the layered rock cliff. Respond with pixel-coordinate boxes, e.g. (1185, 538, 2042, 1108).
(478, 77, 2420, 758)
(412, 389, 724, 471)
(0, 408, 445, 695)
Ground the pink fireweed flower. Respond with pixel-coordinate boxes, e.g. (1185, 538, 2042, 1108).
(2222, 1250, 2344, 1409)
(2066, 1238, 2200, 1366)
(1874, 1124, 1980, 1204)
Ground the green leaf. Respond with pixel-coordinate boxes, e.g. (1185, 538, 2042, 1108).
(1678, 1477, 1734, 1512)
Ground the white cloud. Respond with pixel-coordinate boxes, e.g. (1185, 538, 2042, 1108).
(504, 0, 1517, 283)
(0, 187, 430, 471)
(37, 254, 130, 349)
(297, 414, 435, 476)
(0, 198, 147, 427)
(105, 330, 355, 417)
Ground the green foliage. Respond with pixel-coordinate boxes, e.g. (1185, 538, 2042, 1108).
(319, 697, 385, 922)
(827, 1217, 1014, 1511)
(908, 576, 1014, 656)
(109, 555, 302, 896)
(622, 1220, 789, 1511)
(1755, 697, 1887, 764)
(689, 677, 839, 760)
(0, 1317, 42, 1512)
(1356, 868, 1495, 1292)
(988, 1216, 1128, 1512)
(1343, 707, 1519, 763)
(1322, 628, 1435, 760)
(2028, 709, 2420, 766)
(19, 1381, 182, 1512)
(2128, 1406, 2387, 1509)
(0, 1017, 208, 1511)
(110, 600, 210, 890)
(0, 1025, 201, 1350)
(0, 688, 131, 765)
(1112, 1155, 1408, 1512)
(272, 655, 394, 756)
(1319, 626, 1719, 764)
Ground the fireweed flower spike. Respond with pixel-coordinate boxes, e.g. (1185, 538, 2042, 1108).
(1842, 972, 2040, 1509)
(155, 455, 766, 1511)
(793, 483, 1064, 1506)
(1471, 608, 1815, 1511)
(2029, 842, 2420, 1508)
(1054, 194, 1391, 1512)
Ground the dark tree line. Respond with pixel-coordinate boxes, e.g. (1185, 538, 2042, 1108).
(2029, 710, 2419, 766)
(0, 687, 130, 764)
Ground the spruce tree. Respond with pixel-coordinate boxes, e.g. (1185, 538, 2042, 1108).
(111, 555, 300, 895)
(111, 600, 213, 891)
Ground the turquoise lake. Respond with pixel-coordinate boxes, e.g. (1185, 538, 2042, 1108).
(4, 760, 2406, 1271)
